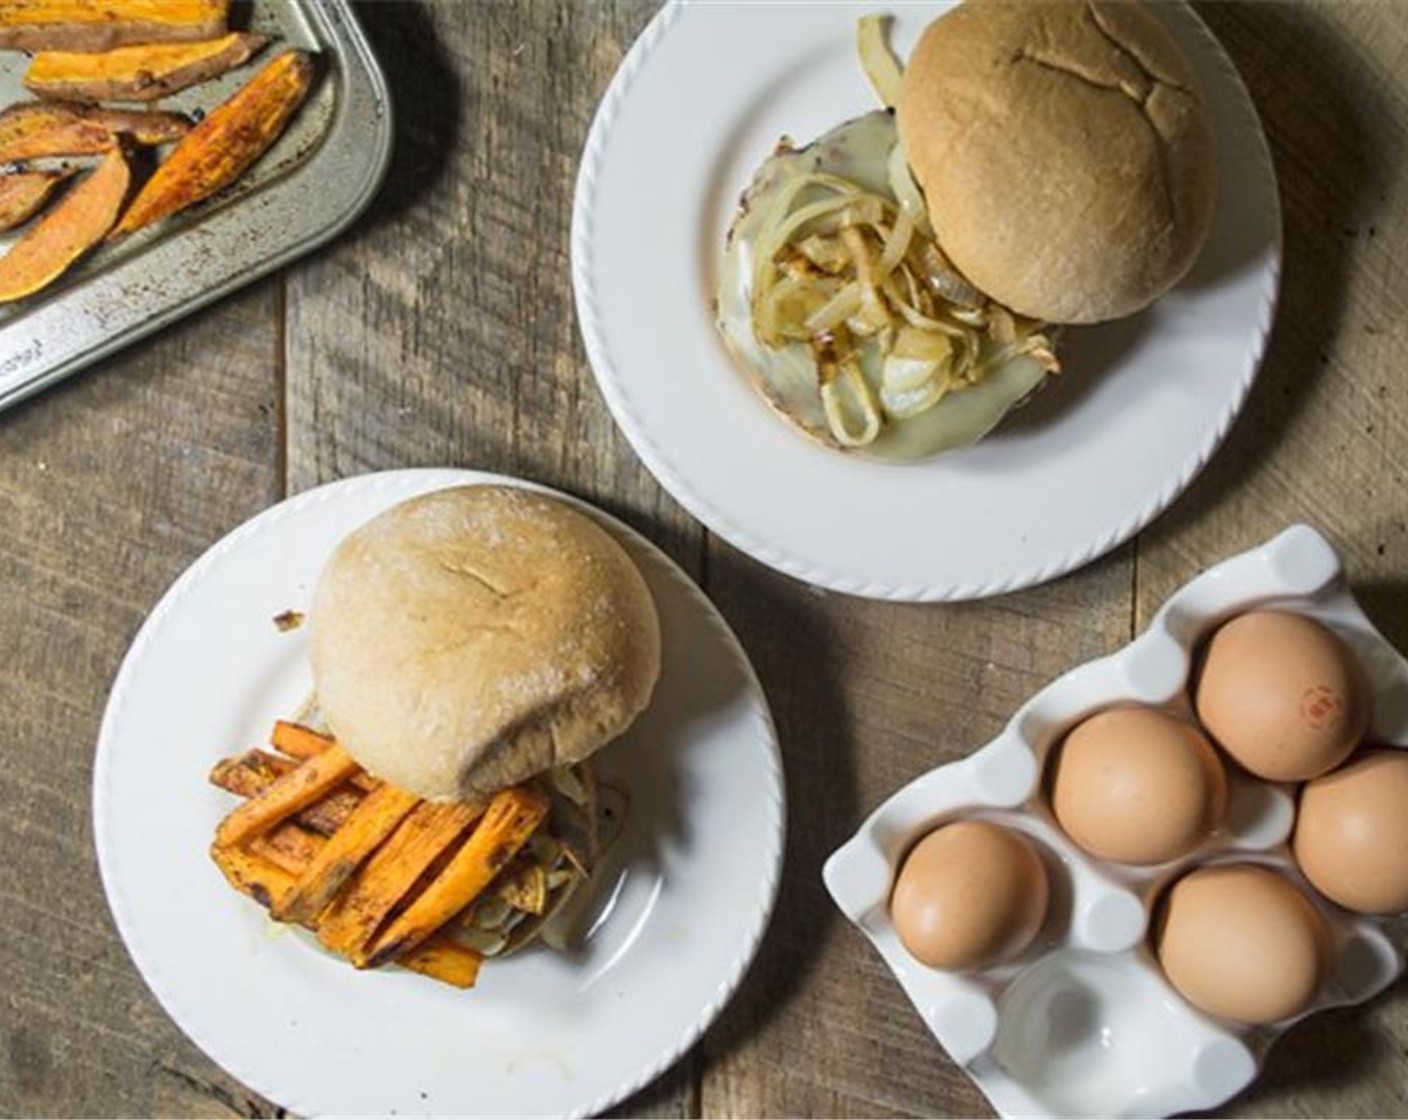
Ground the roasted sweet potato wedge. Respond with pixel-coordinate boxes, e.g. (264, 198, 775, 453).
(0, 168, 71, 232)
(25, 31, 271, 102)
(214, 742, 359, 849)
(363, 786, 549, 968)
(0, 145, 127, 302)
(113, 49, 312, 236)
(0, 101, 189, 161)
(0, 0, 228, 52)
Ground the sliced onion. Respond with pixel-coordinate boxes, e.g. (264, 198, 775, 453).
(883, 355, 940, 393)
(772, 194, 888, 256)
(546, 772, 585, 805)
(951, 334, 980, 384)
(882, 332, 954, 419)
(881, 373, 949, 421)
(910, 240, 984, 309)
(876, 323, 896, 356)
(857, 15, 904, 109)
(989, 304, 1017, 346)
(846, 306, 890, 337)
(1028, 342, 1061, 373)
(472, 897, 512, 930)
(804, 279, 863, 334)
(1000, 334, 1061, 375)
(741, 136, 1061, 444)
(763, 273, 842, 343)
(887, 143, 935, 239)
(751, 173, 864, 306)
(820, 359, 882, 447)
(880, 273, 968, 337)
(796, 234, 849, 273)
(453, 927, 509, 957)
(841, 226, 888, 328)
(876, 202, 917, 279)
(546, 868, 577, 892)
(751, 173, 818, 281)
(949, 305, 989, 328)
(892, 324, 953, 363)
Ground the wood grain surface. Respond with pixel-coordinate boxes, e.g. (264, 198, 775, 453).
(1, 1, 1406, 1117)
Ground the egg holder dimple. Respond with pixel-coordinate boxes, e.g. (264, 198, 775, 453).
(824, 525, 1408, 1118)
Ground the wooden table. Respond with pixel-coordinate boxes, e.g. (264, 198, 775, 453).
(3, 2, 1407, 1116)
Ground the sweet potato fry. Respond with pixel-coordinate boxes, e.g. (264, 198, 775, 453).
(210, 749, 368, 837)
(113, 49, 313, 236)
(0, 103, 108, 160)
(0, 144, 125, 302)
(25, 31, 270, 102)
(248, 822, 323, 878)
(0, 169, 70, 232)
(210, 747, 294, 787)
(398, 938, 482, 989)
(0, 101, 189, 161)
(365, 786, 550, 968)
(0, 1, 228, 52)
(210, 843, 482, 988)
(212, 752, 550, 909)
(210, 765, 513, 939)
(210, 840, 296, 912)
(270, 721, 377, 791)
(317, 800, 484, 962)
(274, 782, 421, 925)
(214, 743, 360, 848)
(271, 720, 333, 760)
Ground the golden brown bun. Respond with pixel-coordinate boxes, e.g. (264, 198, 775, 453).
(310, 486, 661, 801)
(897, 0, 1215, 324)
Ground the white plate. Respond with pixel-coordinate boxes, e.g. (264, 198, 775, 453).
(572, 0, 1281, 601)
(94, 469, 784, 1117)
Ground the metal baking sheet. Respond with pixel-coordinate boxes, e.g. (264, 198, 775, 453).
(0, 0, 392, 410)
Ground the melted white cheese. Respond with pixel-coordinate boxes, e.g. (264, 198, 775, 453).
(716, 111, 1047, 462)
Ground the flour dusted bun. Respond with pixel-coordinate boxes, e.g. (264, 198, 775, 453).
(897, 0, 1216, 324)
(310, 485, 661, 801)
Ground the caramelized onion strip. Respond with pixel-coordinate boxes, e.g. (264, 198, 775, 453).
(857, 15, 904, 109)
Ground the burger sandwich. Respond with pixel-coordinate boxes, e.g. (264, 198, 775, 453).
(716, 0, 1216, 459)
(207, 485, 660, 987)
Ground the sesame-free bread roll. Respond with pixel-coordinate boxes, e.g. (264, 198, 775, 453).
(310, 485, 661, 801)
(897, 0, 1216, 324)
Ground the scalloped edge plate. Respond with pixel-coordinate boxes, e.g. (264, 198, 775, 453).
(94, 468, 784, 1117)
(571, 0, 1280, 601)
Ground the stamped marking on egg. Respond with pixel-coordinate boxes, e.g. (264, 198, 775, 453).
(1300, 685, 1343, 730)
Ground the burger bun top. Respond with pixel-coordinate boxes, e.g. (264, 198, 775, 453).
(898, 0, 1216, 324)
(309, 485, 661, 801)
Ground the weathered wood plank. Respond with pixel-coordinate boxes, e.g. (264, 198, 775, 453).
(4, 1, 1408, 1117)
(1141, 0, 1408, 606)
(698, 546, 1132, 1118)
(284, 0, 696, 567)
(1144, 4, 1408, 1118)
(0, 281, 283, 1117)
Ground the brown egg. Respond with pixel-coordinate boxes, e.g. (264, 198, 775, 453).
(1294, 748, 1408, 913)
(1155, 863, 1329, 1024)
(1194, 610, 1367, 782)
(1051, 706, 1227, 865)
(890, 820, 1048, 971)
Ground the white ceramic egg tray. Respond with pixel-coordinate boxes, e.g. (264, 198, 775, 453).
(824, 525, 1408, 1118)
